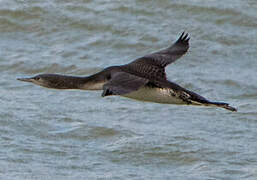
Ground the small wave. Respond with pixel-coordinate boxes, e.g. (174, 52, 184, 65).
(0, 17, 25, 32)
(200, 79, 242, 88)
(215, 14, 257, 28)
(7, 62, 77, 74)
(235, 93, 257, 100)
(0, 8, 42, 21)
(0, 7, 46, 33)
(49, 125, 124, 141)
(111, 5, 155, 17)
(87, 127, 121, 138)
(163, 2, 239, 17)
(5, 61, 104, 75)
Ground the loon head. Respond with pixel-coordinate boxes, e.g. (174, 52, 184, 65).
(17, 74, 81, 89)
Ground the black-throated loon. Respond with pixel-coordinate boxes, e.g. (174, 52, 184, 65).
(17, 32, 237, 111)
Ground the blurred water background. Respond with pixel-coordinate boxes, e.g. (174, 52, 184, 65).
(0, 0, 257, 179)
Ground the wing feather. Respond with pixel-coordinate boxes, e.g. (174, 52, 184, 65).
(130, 32, 190, 68)
(102, 72, 149, 96)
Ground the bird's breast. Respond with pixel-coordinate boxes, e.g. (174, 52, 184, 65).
(122, 87, 186, 104)
(80, 81, 106, 90)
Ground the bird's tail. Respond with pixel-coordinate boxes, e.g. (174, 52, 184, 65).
(178, 89, 237, 112)
(197, 101, 237, 112)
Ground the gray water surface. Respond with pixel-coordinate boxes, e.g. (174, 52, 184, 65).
(0, 0, 257, 179)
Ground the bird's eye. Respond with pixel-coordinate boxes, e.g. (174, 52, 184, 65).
(34, 77, 40, 80)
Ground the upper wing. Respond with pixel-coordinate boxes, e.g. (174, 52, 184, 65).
(102, 72, 149, 96)
(131, 32, 190, 68)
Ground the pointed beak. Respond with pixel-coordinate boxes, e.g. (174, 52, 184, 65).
(17, 77, 34, 83)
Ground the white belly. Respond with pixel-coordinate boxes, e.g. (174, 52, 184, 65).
(122, 87, 186, 104)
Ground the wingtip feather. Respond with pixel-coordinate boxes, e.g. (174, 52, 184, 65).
(177, 32, 190, 43)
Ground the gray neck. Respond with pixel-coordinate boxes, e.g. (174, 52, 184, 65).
(41, 74, 89, 89)
(37, 66, 125, 90)
(41, 67, 117, 90)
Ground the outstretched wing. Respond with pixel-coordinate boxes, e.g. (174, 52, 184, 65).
(102, 72, 149, 96)
(130, 32, 190, 68)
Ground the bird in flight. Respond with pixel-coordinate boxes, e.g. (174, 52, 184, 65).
(18, 32, 237, 111)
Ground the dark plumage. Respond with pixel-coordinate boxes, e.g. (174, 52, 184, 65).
(17, 32, 237, 112)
